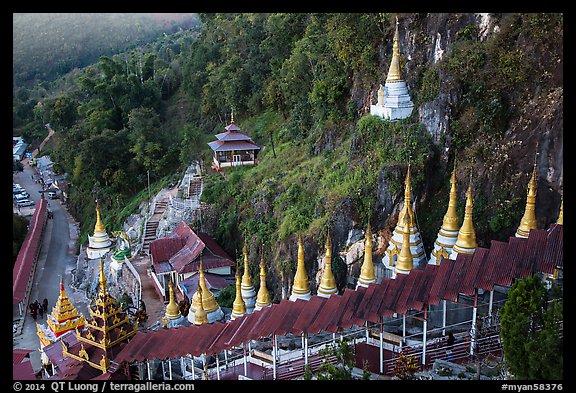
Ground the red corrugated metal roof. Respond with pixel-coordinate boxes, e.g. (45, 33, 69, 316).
(13, 199, 48, 304)
(150, 222, 234, 276)
(365, 279, 391, 323)
(208, 140, 261, 152)
(197, 232, 233, 261)
(341, 289, 366, 329)
(291, 296, 326, 335)
(13, 349, 34, 365)
(113, 224, 562, 364)
(150, 237, 185, 263)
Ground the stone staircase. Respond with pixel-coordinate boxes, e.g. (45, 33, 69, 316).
(141, 201, 168, 256)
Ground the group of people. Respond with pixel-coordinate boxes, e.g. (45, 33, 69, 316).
(29, 299, 48, 320)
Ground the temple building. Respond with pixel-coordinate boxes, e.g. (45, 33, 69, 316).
(149, 221, 234, 302)
(241, 243, 257, 314)
(516, 163, 538, 238)
(187, 258, 224, 324)
(383, 164, 426, 276)
(370, 17, 414, 121)
(230, 269, 246, 320)
(40, 259, 137, 379)
(317, 235, 338, 298)
(429, 164, 460, 265)
(450, 175, 477, 259)
(86, 204, 112, 260)
(254, 253, 272, 311)
(289, 235, 312, 301)
(208, 113, 261, 171)
(37, 277, 86, 369)
(356, 224, 376, 288)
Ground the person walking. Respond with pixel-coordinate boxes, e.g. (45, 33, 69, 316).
(43, 298, 49, 314)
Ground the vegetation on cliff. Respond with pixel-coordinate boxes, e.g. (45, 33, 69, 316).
(12, 13, 563, 295)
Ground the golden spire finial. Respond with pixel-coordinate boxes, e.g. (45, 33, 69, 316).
(557, 196, 563, 225)
(59, 275, 66, 298)
(98, 258, 107, 295)
(193, 285, 208, 325)
(231, 110, 235, 124)
(516, 161, 538, 237)
(386, 16, 402, 82)
(398, 162, 415, 229)
(165, 277, 181, 320)
(358, 223, 376, 285)
(231, 267, 246, 319)
(256, 250, 271, 309)
(242, 242, 253, 287)
(395, 211, 414, 274)
(318, 234, 337, 296)
(193, 255, 219, 313)
(442, 161, 460, 231)
(291, 234, 311, 295)
(94, 203, 106, 234)
(454, 173, 477, 250)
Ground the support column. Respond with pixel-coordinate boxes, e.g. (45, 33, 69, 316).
(470, 289, 478, 356)
(243, 343, 248, 376)
(168, 359, 172, 380)
(147, 360, 151, 380)
(379, 317, 384, 374)
(180, 357, 185, 379)
(442, 299, 447, 336)
(272, 334, 277, 380)
(161, 360, 166, 379)
(402, 314, 406, 348)
(422, 305, 428, 367)
(332, 333, 336, 343)
(215, 354, 220, 380)
(191, 357, 195, 380)
(224, 349, 228, 368)
(304, 334, 308, 365)
(488, 290, 494, 325)
(202, 354, 206, 380)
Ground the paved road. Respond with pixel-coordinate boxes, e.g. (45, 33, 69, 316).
(12, 160, 86, 374)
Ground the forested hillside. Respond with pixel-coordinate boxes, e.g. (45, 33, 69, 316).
(12, 13, 563, 300)
(13, 13, 199, 87)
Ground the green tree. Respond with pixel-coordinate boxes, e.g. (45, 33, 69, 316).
(317, 339, 355, 380)
(500, 275, 563, 380)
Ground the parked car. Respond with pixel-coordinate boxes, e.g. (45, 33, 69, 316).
(14, 193, 29, 201)
(48, 191, 59, 199)
(13, 185, 24, 194)
(17, 199, 35, 207)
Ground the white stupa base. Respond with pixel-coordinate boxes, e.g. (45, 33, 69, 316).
(429, 229, 458, 265)
(241, 287, 256, 314)
(254, 302, 272, 311)
(370, 80, 414, 121)
(188, 306, 224, 324)
(166, 315, 185, 328)
(449, 244, 476, 260)
(289, 291, 312, 301)
(317, 286, 338, 298)
(356, 277, 376, 289)
(86, 247, 111, 260)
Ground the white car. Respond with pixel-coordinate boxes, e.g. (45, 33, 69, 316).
(17, 199, 35, 207)
(14, 193, 29, 201)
